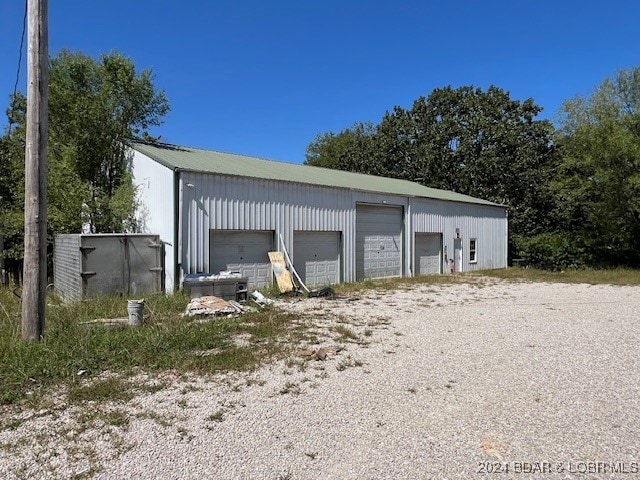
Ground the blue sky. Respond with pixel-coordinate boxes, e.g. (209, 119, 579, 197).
(1, 1, 639, 164)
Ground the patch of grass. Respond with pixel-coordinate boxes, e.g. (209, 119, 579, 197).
(103, 408, 129, 427)
(336, 355, 363, 371)
(245, 378, 266, 387)
(333, 274, 462, 295)
(279, 381, 301, 395)
(135, 410, 175, 427)
(476, 267, 640, 285)
(177, 426, 193, 442)
(1, 418, 24, 431)
(180, 384, 201, 394)
(0, 291, 305, 405)
(333, 324, 359, 342)
(367, 316, 390, 327)
(68, 377, 136, 404)
(207, 409, 225, 422)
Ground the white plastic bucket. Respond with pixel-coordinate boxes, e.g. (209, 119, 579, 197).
(127, 299, 145, 326)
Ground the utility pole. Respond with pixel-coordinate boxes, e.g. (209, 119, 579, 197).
(22, 0, 48, 341)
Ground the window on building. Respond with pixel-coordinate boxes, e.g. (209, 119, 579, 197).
(469, 238, 477, 263)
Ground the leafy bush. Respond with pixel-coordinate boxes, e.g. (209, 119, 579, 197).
(515, 232, 590, 270)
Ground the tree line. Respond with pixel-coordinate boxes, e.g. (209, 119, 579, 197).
(305, 69, 640, 269)
(1, 50, 638, 274)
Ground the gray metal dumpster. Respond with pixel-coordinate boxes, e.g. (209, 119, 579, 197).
(54, 234, 164, 302)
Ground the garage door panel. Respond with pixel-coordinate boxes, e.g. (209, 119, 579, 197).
(356, 205, 402, 280)
(293, 231, 340, 287)
(210, 231, 273, 288)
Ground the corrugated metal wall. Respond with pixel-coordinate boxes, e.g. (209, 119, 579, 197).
(411, 198, 508, 271)
(53, 234, 82, 302)
(132, 151, 176, 291)
(179, 172, 359, 280)
(177, 170, 507, 283)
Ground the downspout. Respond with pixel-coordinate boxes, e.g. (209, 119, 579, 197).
(505, 207, 509, 268)
(407, 198, 412, 277)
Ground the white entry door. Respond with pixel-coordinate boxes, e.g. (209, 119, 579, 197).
(454, 238, 463, 273)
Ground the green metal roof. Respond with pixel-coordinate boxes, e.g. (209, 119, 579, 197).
(131, 142, 500, 207)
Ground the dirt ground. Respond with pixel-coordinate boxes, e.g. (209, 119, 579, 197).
(2, 278, 639, 479)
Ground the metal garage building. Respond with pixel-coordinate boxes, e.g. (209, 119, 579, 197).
(130, 142, 508, 291)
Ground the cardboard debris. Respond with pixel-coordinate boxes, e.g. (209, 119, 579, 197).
(185, 295, 244, 316)
(268, 251, 294, 293)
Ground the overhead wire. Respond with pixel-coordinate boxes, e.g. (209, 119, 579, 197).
(8, 0, 28, 136)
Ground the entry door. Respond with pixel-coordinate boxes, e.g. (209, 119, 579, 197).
(415, 233, 442, 275)
(454, 238, 463, 273)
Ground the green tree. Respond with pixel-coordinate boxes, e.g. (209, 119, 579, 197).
(551, 67, 640, 266)
(0, 95, 28, 272)
(306, 86, 557, 255)
(0, 50, 169, 271)
(305, 122, 380, 174)
(47, 50, 169, 233)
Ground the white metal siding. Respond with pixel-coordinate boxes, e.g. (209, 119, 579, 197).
(356, 204, 403, 280)
(132, 150, 176, 291)
(411, 198, 507, 272)
(161, 168, 508, 287)
(293, 231, 340, 286)
(181, 172, 355, 283)
(415, 233, 442, 274)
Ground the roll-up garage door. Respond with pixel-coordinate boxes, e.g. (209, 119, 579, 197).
(293, 231, 340, 287)
(356, 204, 403, 281)
(415, 233, 442, 275)
(209, 230, 273, 288)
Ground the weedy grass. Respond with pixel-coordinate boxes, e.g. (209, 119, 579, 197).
(332, 274, 468, 295)
(475, 267, 640, 285)
(4, 267, 638, 406)
(333, 324, 359, 342)
(331, 267, 640, 296)
(0, 290, 300, 406)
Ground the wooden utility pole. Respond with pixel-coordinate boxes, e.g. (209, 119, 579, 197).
(22, 0, 48, 341)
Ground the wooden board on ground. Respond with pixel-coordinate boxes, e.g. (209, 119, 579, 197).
(268, 251, 294, 293)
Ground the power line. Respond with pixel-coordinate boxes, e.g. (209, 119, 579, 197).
(8, 0, 28, 136)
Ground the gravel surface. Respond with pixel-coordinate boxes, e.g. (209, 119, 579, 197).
(2, 279, 639, 479)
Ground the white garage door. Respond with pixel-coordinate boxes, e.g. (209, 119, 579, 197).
(209, 230, 273, 288)
(415, 233, 442, 275)
(356, 204, 403, 281)
(293, 231, 340, 287)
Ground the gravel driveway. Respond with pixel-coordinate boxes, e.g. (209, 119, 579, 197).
(2, 279, 639, 479)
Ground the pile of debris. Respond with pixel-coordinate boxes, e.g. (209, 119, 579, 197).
(184, 296, 246, 317)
